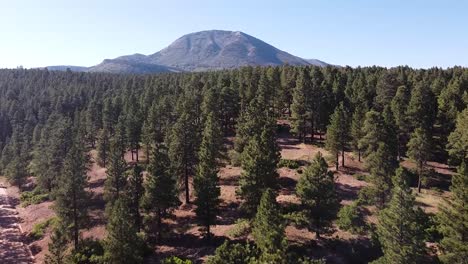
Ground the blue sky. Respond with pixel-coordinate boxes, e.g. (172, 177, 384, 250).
(1, 0, 467, 68)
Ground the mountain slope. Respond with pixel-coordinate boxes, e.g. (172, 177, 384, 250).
(48, 30, 330, 73)
(146, 30, 311, 71)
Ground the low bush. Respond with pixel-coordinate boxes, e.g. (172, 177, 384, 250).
(70, 238, 105, 264)
(30, 217, 58, 240)
(228, 150, 242, 166)
(354, 174, 367, 181)
(20, 188, 49, 207)
(337, 202, 366, 234)
(227, 219, 250, 238)
(161, 256, 192, 264)
(278, 159, 300, 169)
(206, 241, 258, 264)
(357, 186, 377, 206)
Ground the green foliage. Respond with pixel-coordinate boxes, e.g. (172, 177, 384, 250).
(325, 102, 349, 169)
(161, 256, 192, 264)
(194, 112, 222, 238)
(337, 202, 366, 234)
(168, 92, 201, 204)
(30, 217, 58, 240)
(407, 127, 432, 192)
(20, 188, 49, 207)
(54, 142, 90, 249)
(45, 223, 69, 264)
(207, 241, 259, 264)
(446, 108, 468, 165)
(143, 142, 180, 240)
(96, 128, 110, 167)
(103, 197, 145, 264)
(296, 152, 340, 238)
(238, 121, 280, 214)
(278, 159, 300, 169)
(228, 149, 242, 166)
(70, 238, 105, 264)
(252, 189, 287, 263)
(227, 218, 251, 238)
(375, 167, 427, 263)
(290, 67, 311, 141)
(437, 162, 468, 263)
(104, 137, 128, 204)
(354, 173, 367, 181)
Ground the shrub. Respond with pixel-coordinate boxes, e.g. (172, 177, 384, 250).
(227, 219, 250, 238)
(337, 202, 365, 234)
(228, 150, 241, 166)
(30, 217, 58, 240)
(70, 238, 105, 264)
(278, 159, 300, 169)
(161, 256, 192, 264)
(357, 186, 377, 205)
(355, 174, 367, 181)
(20, 188, 49, 207)
(207, 241, 258, 264)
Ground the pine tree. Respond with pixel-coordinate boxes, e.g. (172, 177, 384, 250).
(252, 189, 287, 263)
(168, 95, 201, 204)
(438, 162, 468, 263)
(97, 128, 110, 167)
(325, 102, 349, 170)
(407, 127, 432, 193)
(128, 164, 143, 232)
(104, 196, 144, 264)
(366, 142, 397, 207)
(194, 112, 222, 240)
(234, 92, 269, 153)
(45, 223, 69, 264)
(291, 67, 311, 142)
(447, 108, 468, 165)
(54, 142, 90, 250)
(350, 106, 366, 162)
(359, 110, 386, 157)
(238, 121, 280, 214)
(104, 138, 128, 204)
(373, 167, 426, 264)
(391, 85, 411, 159)
(296, 152, 340, 238)
(407, 82, 437, 132)
(143, 142, 179, 241)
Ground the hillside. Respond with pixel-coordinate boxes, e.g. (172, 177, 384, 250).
(48, 30, 329, 73)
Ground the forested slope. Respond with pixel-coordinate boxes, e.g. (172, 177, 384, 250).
(0, 65, 466, 263)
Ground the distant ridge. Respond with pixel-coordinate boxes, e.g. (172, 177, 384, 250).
(47, 30, 331, 73)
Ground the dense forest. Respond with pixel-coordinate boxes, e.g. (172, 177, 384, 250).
(0, 65, 467, 263)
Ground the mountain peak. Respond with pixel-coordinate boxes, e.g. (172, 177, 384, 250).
(72, 30, 329, 73)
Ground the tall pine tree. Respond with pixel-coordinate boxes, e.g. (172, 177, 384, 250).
(296, 152, 340, 238)
(438, 162, 468, 263)
(373, 167, 426, 264)
(194, 112, 222, 240)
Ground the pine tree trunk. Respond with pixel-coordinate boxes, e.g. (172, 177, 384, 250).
(185, 165, 190, 204)
(418, 162, 422, 193)
(341, 148, 345, 167)
(157, 208, 162, 242)
(358, 150, 361, 162)
(73, 190, 78, 250)
(136, 147, 139, 162)
(336, 153, 339, 171)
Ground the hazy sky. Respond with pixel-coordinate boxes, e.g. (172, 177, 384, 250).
(1, 0, 467, 68)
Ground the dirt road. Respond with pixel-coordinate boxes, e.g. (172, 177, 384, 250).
(0, 186, 34, 263)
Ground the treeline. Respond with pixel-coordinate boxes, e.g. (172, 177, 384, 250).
(0, 65, 466, 263)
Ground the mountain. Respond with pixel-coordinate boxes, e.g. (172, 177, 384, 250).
(45, 65, 89, 72)
(48, 30, 330, 73)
